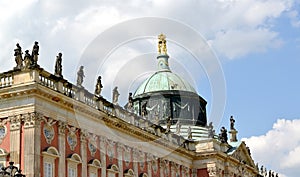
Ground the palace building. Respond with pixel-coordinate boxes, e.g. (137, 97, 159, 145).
(0, 35, 274, 177)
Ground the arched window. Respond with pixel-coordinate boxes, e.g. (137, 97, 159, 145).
(88, 159, 101, 177)
(42, 146, 60, 177)
(107, 164, 119, 177)
(67, 153, 82, 177)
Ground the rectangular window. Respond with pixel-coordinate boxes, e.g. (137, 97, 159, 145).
(44, 162, 53, 177)
(68, 167, 76, 177)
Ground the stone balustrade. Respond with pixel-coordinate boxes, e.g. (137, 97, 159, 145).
(0, 72, 13, 88)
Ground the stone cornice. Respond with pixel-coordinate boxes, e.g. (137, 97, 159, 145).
(0, 81, 196, 159)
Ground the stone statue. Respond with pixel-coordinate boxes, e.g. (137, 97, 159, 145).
(207, 122, 215, 138)
(14, 43, 23, 69)
(230, 116, 235, 130)
(271, 172, 275, 177)
(166, 116, 171, 132)
(275, 173, 278, 177)
(127, 92, 133, 111)
(112, 86, 120, 104)
(269, 170, 272, 177)
(23, 50, 32, 69)
(141, 101, 148, 117)
(54, 53, 63, 77)
(31, 41, 39, 67)
(260, 165, 264, 175)
(187, 126, 192, 140)
(94, 76, 103, 96)
(218, 127, 228, 143)
(175, 120, 181, 134)
(76, 66, 85, 87)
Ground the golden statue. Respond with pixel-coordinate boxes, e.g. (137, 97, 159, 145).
(158, 33, 167, 55)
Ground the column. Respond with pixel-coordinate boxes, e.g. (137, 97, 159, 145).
(58, 121, 66, 177)
(80, 130, 88, 177)
(117, 143, 123, 177)
(133, 149, 139, 177)
(23, 112, 42, 177)
(99, 136, 107, 177)
(9, 115, 21, 166)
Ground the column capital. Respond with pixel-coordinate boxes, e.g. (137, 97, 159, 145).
(23, 112, 43, 128)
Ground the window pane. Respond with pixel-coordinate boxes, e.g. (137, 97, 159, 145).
(44, 162, 53, 177)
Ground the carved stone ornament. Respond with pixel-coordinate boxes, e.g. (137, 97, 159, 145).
(124, 146, 131, 167)
(43, 117, 57, 144)
(67, 126, 78, 151)
(0, 119, 8, 144)
(88, 134, 98, 157)
(23, 112, 42, 128)
(43, 124, 55, 144)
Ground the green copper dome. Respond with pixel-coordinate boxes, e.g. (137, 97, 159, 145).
(133, 69, 197, 97)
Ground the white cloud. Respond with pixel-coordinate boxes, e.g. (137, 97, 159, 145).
(243, 119, 300, 177)
(0, 0, 299, 91)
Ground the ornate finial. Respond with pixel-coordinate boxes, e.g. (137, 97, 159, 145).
(158, 33, 167, 55)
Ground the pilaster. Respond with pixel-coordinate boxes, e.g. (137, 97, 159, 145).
(80, 129, 88, 177)
(58, 121, 66, 177)
(117, 143, 124, 177)
(99, 136, 107, 177)
(9, 115, 22, 166)
(23, 112, 42, 177)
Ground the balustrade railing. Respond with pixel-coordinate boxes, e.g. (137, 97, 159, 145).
(0, 73, 13, 88)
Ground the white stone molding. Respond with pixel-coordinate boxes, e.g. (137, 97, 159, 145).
(107, 164, 119, 177)
(67, 153, 82, 177)
(88, 159, 101, 177)
(124, 168, 135, 177)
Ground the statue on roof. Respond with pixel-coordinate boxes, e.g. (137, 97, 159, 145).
(207, 122, 215, 138)
(23, 50, 32, 69)
(166, 116, 172, 132)
(158, 34, 167, 55)
(127, 92, 133, 111)
(230, 116, 236, 130)
(14, 43, 23, 69)
(31, 41, 39, 67)
(94, 76, 103, 96)
(187, 126, 192, 140)
(54, 53, 63, 77)
(218, 127, 228, 143)
(141, 101, 148, 117)
(112, 86, 120, 104)
(175, 120, 181, 134)
(76, 66, 85, 87)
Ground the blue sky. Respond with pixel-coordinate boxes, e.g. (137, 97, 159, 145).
(0, 0, 300, 176)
